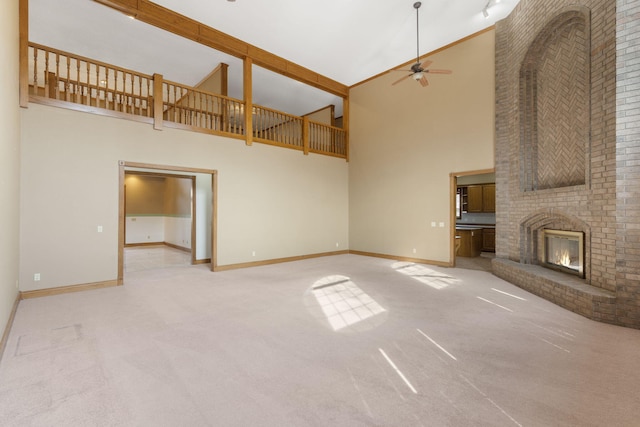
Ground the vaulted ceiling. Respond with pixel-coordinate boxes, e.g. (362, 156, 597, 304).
(29, 0, 520, 118)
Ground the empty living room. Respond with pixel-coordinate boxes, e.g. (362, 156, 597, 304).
(1, 0, 639, 425)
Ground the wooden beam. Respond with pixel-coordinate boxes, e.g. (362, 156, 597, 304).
(303, 116, 310, 155)
(243, 57, 253, 146)
(342, 97, 350, 162)
(19, 0, 29, 108)
(92, 0, 348, 98)
(152, 73, 163, 130)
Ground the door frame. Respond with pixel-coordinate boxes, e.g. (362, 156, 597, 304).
(124, 170, 196, 261)
(449, 168, 495, 267)
(118, 161, 218, 284)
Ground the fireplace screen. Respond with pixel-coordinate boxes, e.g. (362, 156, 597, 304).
(542, 229, 584, 278)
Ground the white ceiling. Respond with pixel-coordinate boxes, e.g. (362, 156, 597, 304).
(29, 0, 520, 118)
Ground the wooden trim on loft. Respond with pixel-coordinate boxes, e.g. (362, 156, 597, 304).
(244, 57, 253, 146)
(342, 97, 350, 162)
(19, 0, 29, 108)
(92, 0, 348, 98)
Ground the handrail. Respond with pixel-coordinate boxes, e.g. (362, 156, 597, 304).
(28, 42, 153, 119)
(26, 42, 347, 159)
(162, 79, 245, 136)
(309, 120, 347, 157)
(252, 105, 303, 148)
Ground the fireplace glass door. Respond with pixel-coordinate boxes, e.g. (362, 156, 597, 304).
(542, 230, 584, 278)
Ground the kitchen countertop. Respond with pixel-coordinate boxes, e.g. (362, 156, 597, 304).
(456, 224, 495, 229)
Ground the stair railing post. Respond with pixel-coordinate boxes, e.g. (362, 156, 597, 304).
(303, 116, 310, 156)
(153, 73, 163, 130)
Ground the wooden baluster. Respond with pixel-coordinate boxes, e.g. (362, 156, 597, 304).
(164, 83, 169, 121)
(131, 74, 135, 115)
(54, 53, 60, 99)
(95, 64, 100, 107)
(197, 92, 200, 126)
(85, 62, 90, 106)
(137, 75, 142, 115)
(74, 58, 80, 104)
(146, 78, 151, 118)
(115, 70, 120, 112)
(63, 55, 69, 102)
(41, 49, 49, 97)
(121, 71, 126, 112)
(127, 73, 135, 114)
(44, 49, 50, 98)
(172, 85, 177, 122)
(32, 47, 38, 95)
(105, 67, 110, 109)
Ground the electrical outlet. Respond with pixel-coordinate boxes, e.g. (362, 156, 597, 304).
(252, 251, 256, 257)
(439, 222, 445, 228)
(412, 248, 417, 254)
(34, 273, 41, 281)
(97, 225, 103, 233)
(336, 242, 339, 247)
(431, 221, 436, 227)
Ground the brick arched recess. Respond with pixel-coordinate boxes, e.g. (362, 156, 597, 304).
(519, 8, 591, 192)
(493, 0, 627, 326)
(519, 210, 591, 282)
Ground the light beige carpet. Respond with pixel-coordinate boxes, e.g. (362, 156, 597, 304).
(1, 254, 639, 426)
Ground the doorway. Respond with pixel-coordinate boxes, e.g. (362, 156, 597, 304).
(449, 169, 495, 270)
(118, 161, 217, 284)
(124, 171, 194, 272)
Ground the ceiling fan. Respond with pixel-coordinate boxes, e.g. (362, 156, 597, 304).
(392, 1, 452, 87)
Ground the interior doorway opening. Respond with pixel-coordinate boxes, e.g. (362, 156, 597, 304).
(118, 161, 217, 284)
(449, 169, 495, 270)
(124, 171, 194, 273)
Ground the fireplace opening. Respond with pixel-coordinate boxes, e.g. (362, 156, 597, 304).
(542, 229, 584, 278)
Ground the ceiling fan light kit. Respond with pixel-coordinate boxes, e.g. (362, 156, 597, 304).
(391, 1, 452, 88)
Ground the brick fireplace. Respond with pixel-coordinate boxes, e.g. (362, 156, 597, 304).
(491, 0, 640, 328)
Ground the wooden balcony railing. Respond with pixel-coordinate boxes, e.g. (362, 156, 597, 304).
(28, 42, 154, 121)
(309, 121, 347, 157)
(26, 42, 347, 159)
(253, 105, 303, 149)
(162, 79, 245, 137)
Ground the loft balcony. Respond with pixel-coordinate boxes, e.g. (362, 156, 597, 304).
(25, 42, 348, 159)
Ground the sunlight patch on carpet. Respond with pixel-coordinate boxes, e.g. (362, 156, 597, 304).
(310, 275, 386, 331)
(392, 262, 460, 290)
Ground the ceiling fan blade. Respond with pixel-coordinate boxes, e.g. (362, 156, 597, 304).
(392, 74, 413, 86)
(419, 75, 429, 87)
(420, 60, 433, 70)
(426, 69, 453, 74)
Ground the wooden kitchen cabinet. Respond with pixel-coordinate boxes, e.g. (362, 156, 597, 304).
(463, 184, 495, 213)
(466, 185, 484, 213)
(482, 184, 496, 212)
(456, 228, 483, 257)
(482, 228, 496, 252)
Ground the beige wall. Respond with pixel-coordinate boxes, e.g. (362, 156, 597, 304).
(20, 103, 349, 291)
(164, 177, 191, 216)
(125, 175, 166, 214)
(348, 30, 496, 263)
(305, 105, 334, 125)
(194, 64, 226, 95)
(0, 0, 20, 341)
